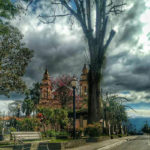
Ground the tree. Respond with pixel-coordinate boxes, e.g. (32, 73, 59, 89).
(103, 94, 128, 135)
(52, 75, 73, 108)
(142, 121, 150, 134)
(8, 101, 22, 117)
(22, 94, 34, 116)
(0, 0, 17, 26)
(0, 0, 33, 95)
(23, 0, 125, 123)
(16, 118, 40, 131)
(37, 107, 69, 132)
(30, 82, 41, 106)
(37, 107, 54, 134)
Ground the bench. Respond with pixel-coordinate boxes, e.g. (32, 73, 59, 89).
(10, 132, 41, 142)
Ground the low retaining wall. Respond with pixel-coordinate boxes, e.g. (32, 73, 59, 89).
(64, 139, 86, 148)
(86, 136, 110, 142)
(0, 136, 114, 150)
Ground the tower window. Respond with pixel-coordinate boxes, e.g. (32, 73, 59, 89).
(84, 86, 87, 93)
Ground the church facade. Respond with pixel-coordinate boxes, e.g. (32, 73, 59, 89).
(39, 69, 61, 108)
(39, 65, 89, 109)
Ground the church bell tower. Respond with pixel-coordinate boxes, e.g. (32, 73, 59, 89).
(39, 69, 53, 105)
(80, 64, 88, 98)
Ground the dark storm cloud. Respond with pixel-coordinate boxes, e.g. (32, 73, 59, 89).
(119, 23, 141, 45)
(20, 0, 147, 93)
(102, 51, 150, 92)
(101, 0, 149, 94)
(115, 0, 146, 47)
(8, 0, 148, 100)
(23, 26, 86, 83)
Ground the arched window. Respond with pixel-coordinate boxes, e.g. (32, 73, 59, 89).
(84, 86, 87, 93)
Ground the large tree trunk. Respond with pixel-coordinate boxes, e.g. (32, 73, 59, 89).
(88, 65, 101, 123)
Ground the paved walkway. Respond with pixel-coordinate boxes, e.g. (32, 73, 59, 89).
(67, 136, 137, 150)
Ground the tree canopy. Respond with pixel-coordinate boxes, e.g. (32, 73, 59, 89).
(0, 0, 33, 95)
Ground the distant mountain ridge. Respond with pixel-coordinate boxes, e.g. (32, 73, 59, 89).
(129, 117, 150, 131)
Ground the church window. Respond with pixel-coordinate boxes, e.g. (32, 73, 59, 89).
(84, 86, 87, 93)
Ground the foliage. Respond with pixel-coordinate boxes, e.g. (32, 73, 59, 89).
(37, 107, 69, 132)
(0, 121, 3, 134)
(9, 127, 17, 132)
(56, 131, 69, 139)
(37, 107, 54, 127)
(22, 94, 34, 117)
(16, 118, 40, 131)
(0, 25, 33, 95)
(142, 121, 150, 133)
(38, 107, 68, 129)
(0, 0, 33, 96)
(102, 94, 128, 134)
(46, 130, 57, 137)
(8, 101, 22, 117)
(52, 75, 73, 108)
(45, 130, 69, 139)
(84, 123, 102, 137)
(75, 128, 83, 139)
(30, 82, 41, 106)
(0, 0, 17, 21)
(54, 108, 69, 129)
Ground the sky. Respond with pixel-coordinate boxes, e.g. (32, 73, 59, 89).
(1, 0, 150, 119)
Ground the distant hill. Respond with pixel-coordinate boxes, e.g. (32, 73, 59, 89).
(129, 117, 150, 132)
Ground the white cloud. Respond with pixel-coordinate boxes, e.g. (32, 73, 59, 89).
(127, 108, 150, 118)
(0, 100, 14, 115)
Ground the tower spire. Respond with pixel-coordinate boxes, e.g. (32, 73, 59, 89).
(82, 64, 88, 74)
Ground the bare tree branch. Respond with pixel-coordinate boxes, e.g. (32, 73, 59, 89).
(107, 3, 126, 15)
(124, 105, 136, 112)
(26, 0, 34, 10)
(104, 29, 115, 51)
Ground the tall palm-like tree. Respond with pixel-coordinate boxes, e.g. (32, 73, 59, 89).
(22, 94, 34, 117)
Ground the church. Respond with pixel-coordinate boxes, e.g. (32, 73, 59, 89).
(39, 64, 89, 109)
(38, 64, 89, 128)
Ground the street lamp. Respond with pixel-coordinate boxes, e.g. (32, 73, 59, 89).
(71, 77, 77, 139)
(103, 101, 110, 134)
(17, 104, 21, 118)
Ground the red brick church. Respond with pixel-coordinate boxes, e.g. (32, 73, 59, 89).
(39, 64, 88, 110)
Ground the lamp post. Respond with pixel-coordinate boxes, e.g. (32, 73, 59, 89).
(104, 102, 110, 135)
(17, 104, 21, 118)
(71, 77, 77, 139)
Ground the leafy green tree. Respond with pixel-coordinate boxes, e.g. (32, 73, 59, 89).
(16, 118, 40, 131)
(8, 101, 22, 117)
(103, 94, 128, 135)
(37, 107, 69, 132)
(30, 82, 41, 106)
(0, 0, 17, 33)
(22, 94, 34, 117)
(0, 0, 33, 95)
(142, 121, 150, 133)
(37, 107, 54, 135)
(54, 108, 69, 130)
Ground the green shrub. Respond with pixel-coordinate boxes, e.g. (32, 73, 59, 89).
(46, 130, 56, 137)
(76, 128, 83, 139)
(84, 123, 102, 137)
(56, 131, 69, 139)
(9, 127, 16, 132)
(118, 134, 122, 138)
(16, 118, 40, 131)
